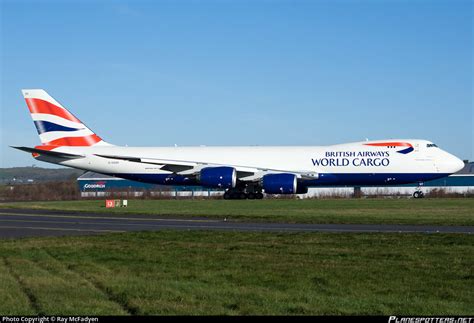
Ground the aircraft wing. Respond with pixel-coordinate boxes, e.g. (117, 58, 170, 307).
(94, 154, 195, 171)
(95, 153, 257, 178)
(94, 153, 318, 181)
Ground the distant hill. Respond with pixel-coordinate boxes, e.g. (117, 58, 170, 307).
(0, 167, 85, 184)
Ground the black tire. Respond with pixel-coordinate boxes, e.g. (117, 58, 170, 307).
(413, 191, 421, 198)
(223, 191, 231, 200)
(247, 192, 256, 200)
(239, 192, 247, 199)
(256, 192, 264, 199)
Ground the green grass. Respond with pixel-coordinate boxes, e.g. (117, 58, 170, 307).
(0, 231, 472, 315)
(1, 198, 473, 226)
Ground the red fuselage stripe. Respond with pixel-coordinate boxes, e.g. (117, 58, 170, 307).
(364, 142, 412, 148)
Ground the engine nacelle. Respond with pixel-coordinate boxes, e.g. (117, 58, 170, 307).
(262, 173, 298, 194)
(199, 166, 236, 189)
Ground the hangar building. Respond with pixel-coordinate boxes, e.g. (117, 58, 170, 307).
(77, 172, 221, 198)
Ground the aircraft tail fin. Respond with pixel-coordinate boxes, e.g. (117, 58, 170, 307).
(21, 89, 111, 148)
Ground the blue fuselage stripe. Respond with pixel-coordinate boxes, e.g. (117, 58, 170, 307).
(304, 173, 450, 186)
(108, 172, 451, 187)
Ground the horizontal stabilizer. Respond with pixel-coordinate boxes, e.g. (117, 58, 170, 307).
(11, 146, 85, 159)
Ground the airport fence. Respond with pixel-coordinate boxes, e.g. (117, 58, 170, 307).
(1, 181, 473, 202)
(0, 180, 80, 201)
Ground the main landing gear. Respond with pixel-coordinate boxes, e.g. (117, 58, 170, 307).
(223, 187, 264, 200)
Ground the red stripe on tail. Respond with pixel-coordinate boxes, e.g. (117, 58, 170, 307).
(25, 98, 82, 123)
(44, 134, 102, 146)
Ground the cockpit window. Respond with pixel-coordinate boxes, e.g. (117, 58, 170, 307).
(427, 143, 438, 148)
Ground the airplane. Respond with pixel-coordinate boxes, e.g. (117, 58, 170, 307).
(11, 89, 465, 199)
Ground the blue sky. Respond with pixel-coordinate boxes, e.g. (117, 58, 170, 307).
(1, 0, 472, 168)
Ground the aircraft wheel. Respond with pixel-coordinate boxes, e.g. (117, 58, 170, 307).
(239, 192, 247, 199)
(223, 191, 231, 200)
(247, 192, 256, 200)
(256, 192, 264, 199)
(413, 191, 424, 199)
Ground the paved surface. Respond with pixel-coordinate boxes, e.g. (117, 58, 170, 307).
(0, 208, 472, 238)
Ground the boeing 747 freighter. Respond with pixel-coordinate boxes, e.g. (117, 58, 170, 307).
(12, 90, 464, 199)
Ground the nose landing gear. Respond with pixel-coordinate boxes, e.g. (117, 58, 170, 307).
(413, 190, 424, 198)
(413, 182, 425, 198)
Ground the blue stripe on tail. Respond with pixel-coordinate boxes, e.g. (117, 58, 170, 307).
(33, 120, 83, 134)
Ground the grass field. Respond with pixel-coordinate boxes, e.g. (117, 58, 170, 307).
(1, 198, 473, 226)
(0, 231, 472, 315)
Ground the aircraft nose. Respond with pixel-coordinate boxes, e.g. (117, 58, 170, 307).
(441, 155, 465, 174)
(451, 156, 465, 173)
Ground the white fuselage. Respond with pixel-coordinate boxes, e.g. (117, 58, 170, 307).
(36, 139, 464, 187)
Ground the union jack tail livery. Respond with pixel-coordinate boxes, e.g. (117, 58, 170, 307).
(22, 89, 110, 149)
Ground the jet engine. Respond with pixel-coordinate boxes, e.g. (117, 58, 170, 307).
(262, 173, 299, 194)
(198, 166, 236, 188)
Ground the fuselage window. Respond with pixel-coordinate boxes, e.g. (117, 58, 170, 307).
(426, 144, 438, 148)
